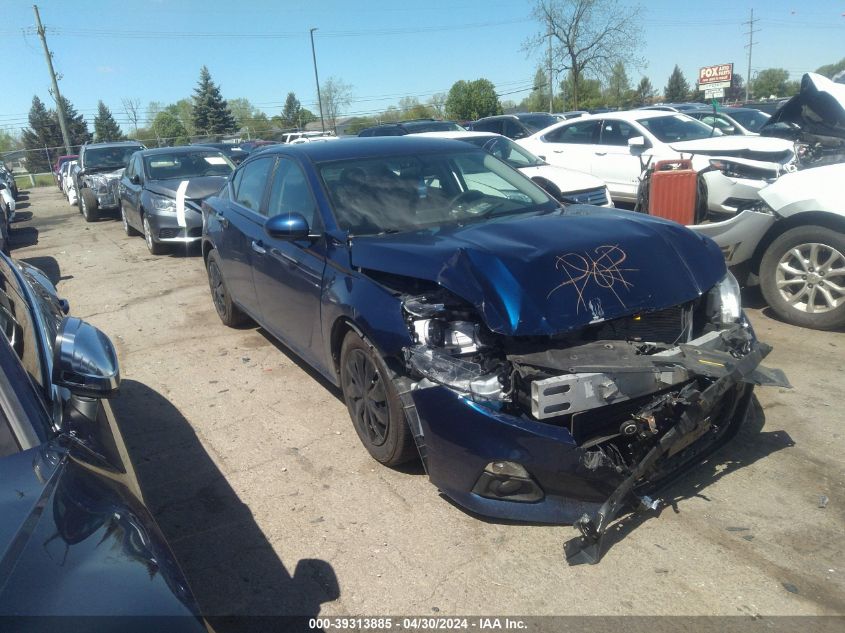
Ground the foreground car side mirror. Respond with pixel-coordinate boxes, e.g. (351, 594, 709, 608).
(52, 317, 120, 398)
(265, 213, 310, 240)
(130, 174, 140, 185)
(628, 136, 647, 149)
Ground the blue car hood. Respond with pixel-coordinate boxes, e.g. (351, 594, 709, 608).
(350, 207, 725, 336)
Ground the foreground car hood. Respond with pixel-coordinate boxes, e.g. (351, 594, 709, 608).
(351, 207, 724, 335)
(518, 164, 606, 192)
(145, 176, 227, 201)
(668, 135, 794, 158)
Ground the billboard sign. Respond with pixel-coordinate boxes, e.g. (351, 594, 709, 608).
(699, 63, 733, 88)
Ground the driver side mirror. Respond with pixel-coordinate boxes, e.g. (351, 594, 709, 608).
(130, 174, 140, 185)
(265, 213, 311, 240)
(52, 317, 120, 398)
(628, 136, 647, 149)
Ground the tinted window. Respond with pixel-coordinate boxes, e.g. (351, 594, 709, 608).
(464, 136, 544, 168)
(266, 159, 319, 226)
(472, 119, 503, 134)
(599, 120, 638, 146)
(518, 114, 559, 132)
(233, 158, 273, 212)
(727, 109, 770, 132)
(543, 120, 600, 143)
(0, 269, 47, 400)
(504, 119, 528, 139)
(83, 145, 144, 170)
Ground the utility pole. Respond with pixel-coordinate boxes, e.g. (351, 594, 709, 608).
(310, 28, 325, 133)
(547, 16, 554, 113)
(743, 8, 759, 102)
(33, 5, 72, 155)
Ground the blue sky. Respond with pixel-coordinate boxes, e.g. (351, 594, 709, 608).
(1, 0, 842, 134)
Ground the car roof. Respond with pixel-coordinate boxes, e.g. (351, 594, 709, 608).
(415, 131, 498, 140)
(83, 141, 144, 148)
(257, 136, 476, 162)
(564, 109, 687, 123)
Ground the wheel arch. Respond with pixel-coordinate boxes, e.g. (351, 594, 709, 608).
(750, 211, 845, 275)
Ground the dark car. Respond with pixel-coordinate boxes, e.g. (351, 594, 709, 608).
(76, 141, 146, 222)
(638, 103, 708, 113)
(0, 252, 207, 626)
(357, 119, 465, 137)
(200, 137, 787, 561)
(191, 142, 251, 165)
(686, 107, 771, 135)
(469, 113, 559, 139)
(119, 147, 234, 255)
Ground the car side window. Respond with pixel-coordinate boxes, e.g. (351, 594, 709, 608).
(543, 120, 600, 144)
(505, 119, 528, 139)
(0, 269, 48, 402)
(473, 120, 500, 134)
(125, 156, 136, 181)
(266, 159, 320, 228)
(233, 158, 273, 213)
(598, 120, 637, 146)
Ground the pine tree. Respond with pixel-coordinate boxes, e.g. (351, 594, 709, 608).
(21, 96, 63, 172)
(664, 66, 690, 102)
(191, 66, 237, 135)
(281, 92, 302, 128)
(52, 96, 91, 148)
(94, 101, 125, 142)
(634, 77, 656, 106)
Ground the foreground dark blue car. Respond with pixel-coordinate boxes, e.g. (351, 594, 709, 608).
(0, 253, 207, 627)
(201, 137, 786, 562)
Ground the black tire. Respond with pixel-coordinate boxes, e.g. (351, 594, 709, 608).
(206, 249, 248, 327)
(339, 330, 416, 467)
(121, 203, 140, 236)
(0, 210, 10, 256)
(142, 214, 166, 255)
(760, 225, 845, 330)
(80, 189, 99, 222)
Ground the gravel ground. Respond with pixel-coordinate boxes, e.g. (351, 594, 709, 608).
(11, 187, 844, 624)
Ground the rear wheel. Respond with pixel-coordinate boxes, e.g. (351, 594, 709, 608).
(760, 225, 845, 330)
(339, 331, 416, 466)
(206, 249, 248, 326)
(80, 189, 99, 222)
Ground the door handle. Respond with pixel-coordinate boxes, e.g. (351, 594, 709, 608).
(251, 240, 266, 255)
(214, 211, 229, 228)
(595, 152, 607, 156)
(553, 150, 565, 154)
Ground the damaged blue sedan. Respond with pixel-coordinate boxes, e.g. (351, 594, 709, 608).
(201, 137, 787, 563)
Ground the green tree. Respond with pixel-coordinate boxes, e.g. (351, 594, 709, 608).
(664, 65, 690, 102)
(606, 62, 631, 108)
(445, 79, 502, 120)
(173, 99, 196, 137)
(191, 66, 237, 135)
(724, 73, 744, 102)
(150, 110, 189, 147)
(21, 96, 63, 172)
(633, 76, 656, 106)
(428, 93, 447, 117)
(560, 74, 604, 109)
(0, 130, 18, 154)
(344, 116, 379, 134)
(398, 96, 434, 119)
(521, 68, 551, 112)
(54, 96, 91, 147)
(753, 68, 791, 99)
(93, 101, 125, 142)
(815, 58, 845, 80)
(281, 92, 303, 128)
(527, 0, 644, 109)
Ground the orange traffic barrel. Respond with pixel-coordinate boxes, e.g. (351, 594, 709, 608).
(648, 159, 697, 225)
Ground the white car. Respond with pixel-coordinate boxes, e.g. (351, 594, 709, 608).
(64, 160, 79, 206)
(416, 131, 612, 207)
(517, 110, 796, 214)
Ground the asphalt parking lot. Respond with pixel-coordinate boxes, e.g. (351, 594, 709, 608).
(11, 187, 844, 622)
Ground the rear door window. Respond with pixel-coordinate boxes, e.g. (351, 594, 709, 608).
(543, 120, 601, 144)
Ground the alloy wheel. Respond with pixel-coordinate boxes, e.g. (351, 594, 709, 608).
(143, 216, 154, 251)
(207, 259, 227, 318)
(342, 349, 389, 447)
(121, 205, 130, 234)
(776, 242, 845, 314)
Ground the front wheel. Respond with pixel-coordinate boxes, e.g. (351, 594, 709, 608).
(206, 249, 248, 327)
(339, 331, 416, 466)
(121, 204, 139, 236)
(759, 225, 845, 330)
(80, 189, 99, 222)
(142, 214, 165, 255)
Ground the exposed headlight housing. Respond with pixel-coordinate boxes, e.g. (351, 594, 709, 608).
(150, 194, 177, 213)
(412, 318, 479, 354)
(90, 175, 110, 193)
(706, 272, 742, 325)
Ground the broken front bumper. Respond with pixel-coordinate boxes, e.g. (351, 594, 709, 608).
(402, 329, 785, 527)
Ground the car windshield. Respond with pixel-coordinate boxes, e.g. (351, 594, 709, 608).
(636, 114, 721, 142)
(319, 149, 555, 236)
(519, 114, 559, 132)
(727, 109, 771, 132)
(144, 151, 234, 180)
(463, 135, 545, 168)
(84, 145, 144, 170)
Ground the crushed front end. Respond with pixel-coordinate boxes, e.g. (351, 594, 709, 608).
(397, 274, 788, 563)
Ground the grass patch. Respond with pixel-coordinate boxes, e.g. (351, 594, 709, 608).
(14, 173, 55, 188)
